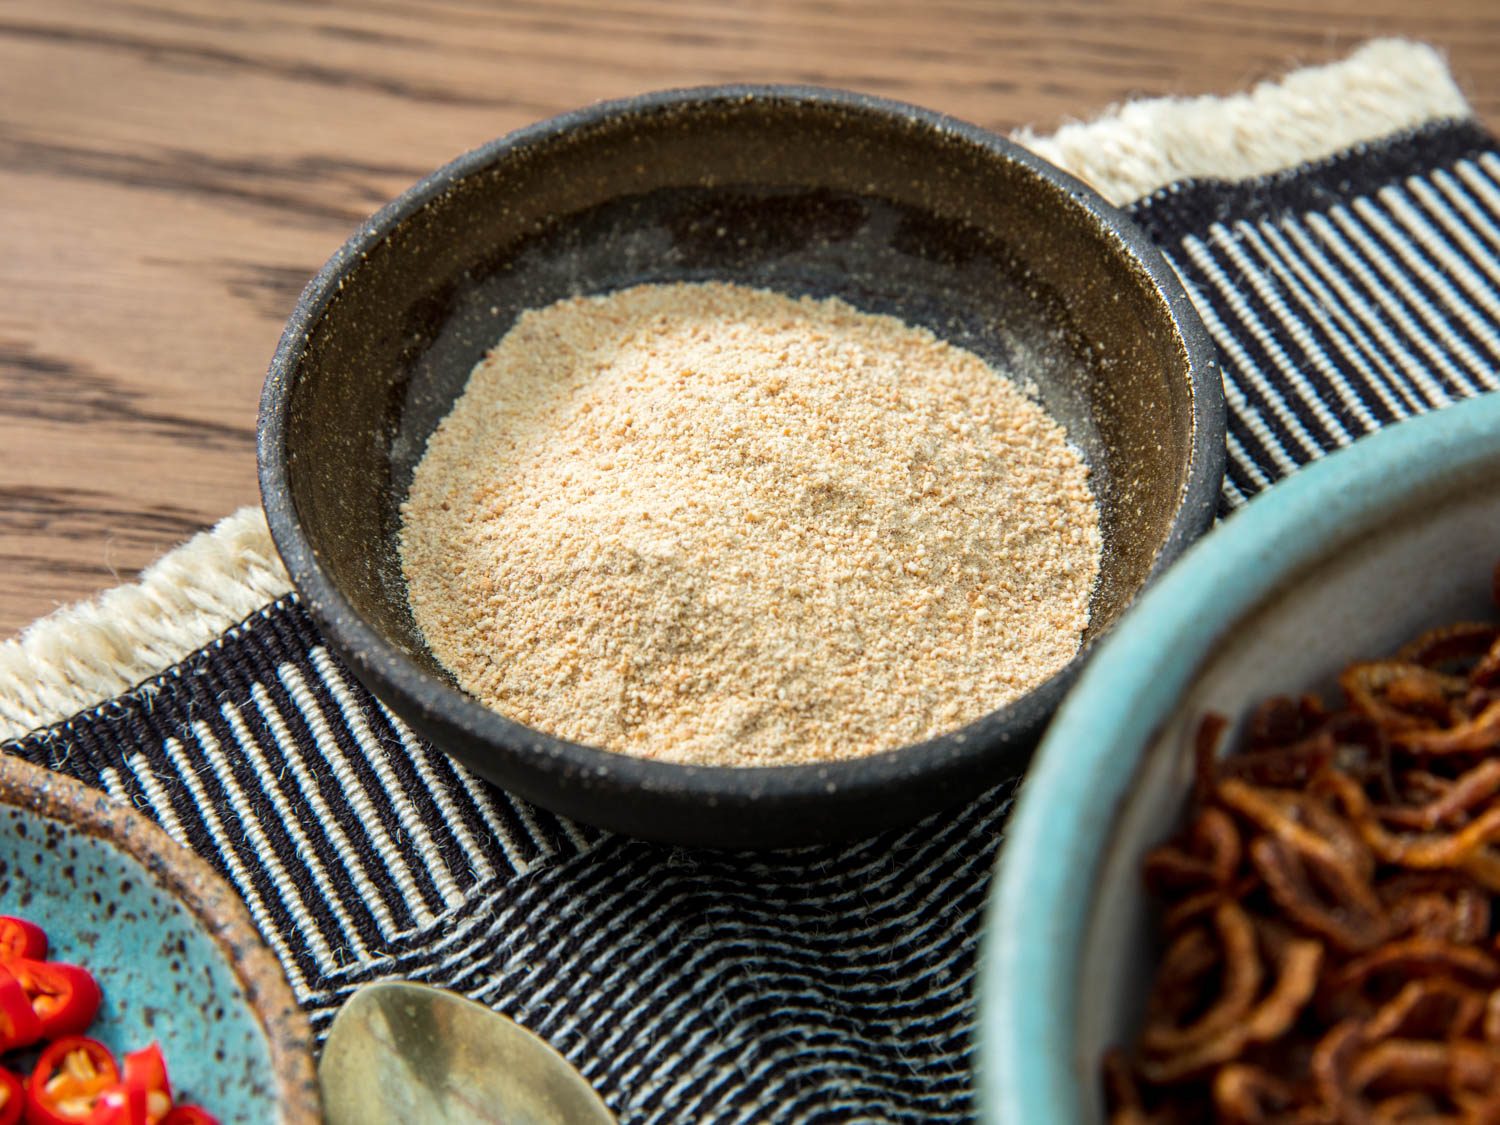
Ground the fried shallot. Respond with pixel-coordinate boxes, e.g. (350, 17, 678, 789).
(1108, 562, 1500, 1123)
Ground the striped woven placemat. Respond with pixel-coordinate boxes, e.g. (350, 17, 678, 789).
(3, 39, 1497, 1123)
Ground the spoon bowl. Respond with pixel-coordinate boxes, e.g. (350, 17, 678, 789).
(319, 981, 615, 1125)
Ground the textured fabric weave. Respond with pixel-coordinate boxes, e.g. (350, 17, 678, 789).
(1131, 121, 1500, 510)
(6, 118, 1500, 1123)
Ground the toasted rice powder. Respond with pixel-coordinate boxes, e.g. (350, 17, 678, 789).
(399, 281, 1101, 767)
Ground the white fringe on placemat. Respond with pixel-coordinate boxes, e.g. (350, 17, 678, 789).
(1017, 39, 1469, 205)
(0, 38, 1474, 743)
(0, 508, 290, 741)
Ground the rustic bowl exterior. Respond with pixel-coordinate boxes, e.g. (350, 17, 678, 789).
(258, 85, 1223, 847)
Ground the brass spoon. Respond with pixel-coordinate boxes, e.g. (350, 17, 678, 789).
(319, 981, 616, 1125)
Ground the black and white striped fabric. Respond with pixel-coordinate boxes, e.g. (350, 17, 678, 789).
(7, 118, 1500, 1123)
(1127, 122, 1500, 511)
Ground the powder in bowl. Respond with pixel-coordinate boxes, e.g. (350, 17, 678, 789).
(399, 281, 1101, 767)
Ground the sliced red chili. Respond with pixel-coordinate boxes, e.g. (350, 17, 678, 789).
(0, 1067, 22, 1125)
(158, 1110, 217, 1125)
(85, 1082, 148, 1125)
(121, 1044, 172, 1125)
(0, 965, 42, 1052)
(6, 960, 101, 1039)
(78, 1043, 180, 1125)
(0, 917, 46, 962)
(26, 1037, 119, 1125)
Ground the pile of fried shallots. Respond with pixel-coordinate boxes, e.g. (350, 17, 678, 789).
(1108, 565, 1500, 1124)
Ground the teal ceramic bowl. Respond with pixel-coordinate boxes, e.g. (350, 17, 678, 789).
(0, 755, 319, 1123)
(980, 391, 1500, 1123)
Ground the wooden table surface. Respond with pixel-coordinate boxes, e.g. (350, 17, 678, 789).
(2, 1, 1497, 636)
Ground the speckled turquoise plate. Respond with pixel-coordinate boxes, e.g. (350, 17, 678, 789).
(0, 754, 319, 1123)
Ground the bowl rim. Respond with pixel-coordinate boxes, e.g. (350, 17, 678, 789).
(257, 82, 1223, 808)
(979, 389, 1500, 1123)
(0, 753, 321, 1123)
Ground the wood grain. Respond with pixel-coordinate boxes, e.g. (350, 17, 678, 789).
(2, 0, 1497, 636)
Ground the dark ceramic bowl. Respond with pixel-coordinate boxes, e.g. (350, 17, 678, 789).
(258, 86, 1224, 848)
(0, 754, 319, 1122)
